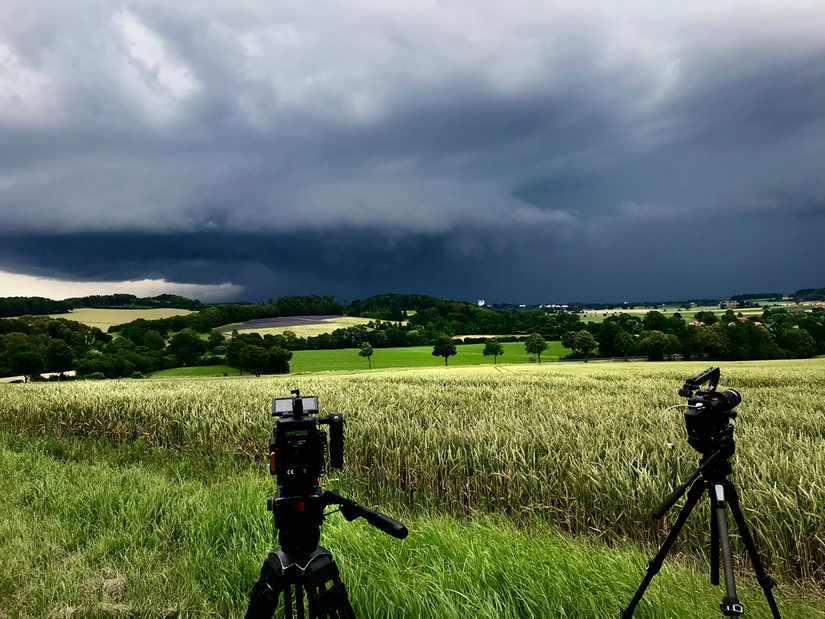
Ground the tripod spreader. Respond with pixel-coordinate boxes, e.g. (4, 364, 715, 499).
(324, 490, 408, 539)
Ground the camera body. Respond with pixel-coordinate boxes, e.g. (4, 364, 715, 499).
(267, 390, 344, 553)
(679, 367, 741, 456)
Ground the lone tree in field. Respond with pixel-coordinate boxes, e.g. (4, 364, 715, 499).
(432, 336, 457, 366)
(359, 341, 374, 369)
(482, 338, 504, 365)
(524, 333, 547, 363)
(574, 330, 597, 362)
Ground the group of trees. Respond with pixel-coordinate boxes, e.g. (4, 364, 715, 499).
(581, 308, 824, 361)
(0, 316, 111, 381)
(0, 317, 297, 380)
(223, 332, 292, 375)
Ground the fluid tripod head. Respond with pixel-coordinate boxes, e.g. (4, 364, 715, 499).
(679, 367, 741, 457)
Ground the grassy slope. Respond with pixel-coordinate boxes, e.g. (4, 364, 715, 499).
(1, 433, 821, 618)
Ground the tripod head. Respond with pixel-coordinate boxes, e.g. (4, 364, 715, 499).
(266, 389, 407, 556)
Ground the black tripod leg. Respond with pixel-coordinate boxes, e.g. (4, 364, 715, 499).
(284, 584, 294, 619)
(711, 483, 742, 616)
(246, 559, 282, 619)
(710, 486, 720, 586)
(619, 479, 705, 618)
(726, 484, 781, 619)
(306, 555, 355, 619)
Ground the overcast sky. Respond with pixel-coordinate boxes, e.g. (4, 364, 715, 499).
(0, 1, 823, 303)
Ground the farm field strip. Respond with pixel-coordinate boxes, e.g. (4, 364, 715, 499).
(3, 358, 824, 591)
(9, 307, 195, 330)
(1, 432, 822, 618)
(578, 302, 803, 323)
(216, 315, 377, 337)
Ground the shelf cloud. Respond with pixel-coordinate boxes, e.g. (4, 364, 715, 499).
(0, 1, 823, 301)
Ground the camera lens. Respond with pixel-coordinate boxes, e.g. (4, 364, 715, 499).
(720, 388, 741, 409)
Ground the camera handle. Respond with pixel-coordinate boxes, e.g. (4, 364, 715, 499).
(323, 490, 409, 539)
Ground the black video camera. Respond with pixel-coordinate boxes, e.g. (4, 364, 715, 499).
(267, 390, 343, 552)
(266, 389, 407, 555)
(678, 367, 742, 456)
(269, 390, 343, 491)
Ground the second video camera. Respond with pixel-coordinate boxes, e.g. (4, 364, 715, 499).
(678, 367, 741, 456)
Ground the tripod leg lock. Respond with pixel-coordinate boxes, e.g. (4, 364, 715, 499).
(644, 559, 662, 576)
(720, 597, 744, 616)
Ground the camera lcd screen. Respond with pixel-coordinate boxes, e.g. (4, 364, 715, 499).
(272, 396, 319, 415)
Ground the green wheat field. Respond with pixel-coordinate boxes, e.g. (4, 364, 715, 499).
(1, 359, 824, 617)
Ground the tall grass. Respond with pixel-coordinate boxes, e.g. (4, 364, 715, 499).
(1, 359, 823, 588)
(2, 433, 822, 618)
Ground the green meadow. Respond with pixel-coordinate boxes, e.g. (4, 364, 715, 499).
(288, 340, 569, 372)
(148, 341, 570, 377)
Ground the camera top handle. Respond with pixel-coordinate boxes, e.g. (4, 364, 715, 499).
(678, 366, 720, 398)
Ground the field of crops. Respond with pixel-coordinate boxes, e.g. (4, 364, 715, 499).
(1, 359, 824, 616)
(216, 315, 376, 337)
(11, 307, 195, 330)
(579, 304, 772, 323)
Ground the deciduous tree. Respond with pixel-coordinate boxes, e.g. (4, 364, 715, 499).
(432, 336, 457, 366)
(574, 330, 597, 361)
(524, 333, 547, 363)
(45, 340, 73, 377)
(359, 341, 374, 369)
(482, 338, 504, 364)
(614, 331, 634, 360)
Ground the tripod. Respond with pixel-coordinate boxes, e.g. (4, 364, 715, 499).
(620, 450, 781, 618)
(246, 490, 407, 619)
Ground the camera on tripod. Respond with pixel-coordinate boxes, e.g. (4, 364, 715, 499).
(678, 367, 742, 456)
(247, 389, 407, 619)
(267, 391, 344, 551)
(621, 368, 781, 619)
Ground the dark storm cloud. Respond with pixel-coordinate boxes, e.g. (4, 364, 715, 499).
(0, 1, 823, 301)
